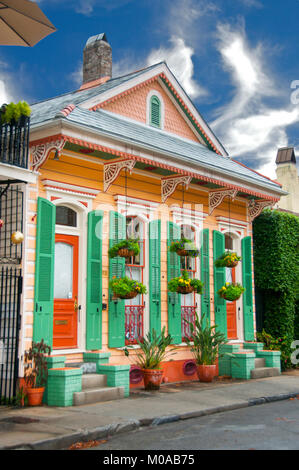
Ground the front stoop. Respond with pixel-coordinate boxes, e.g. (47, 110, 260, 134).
(218, 343, 282, 380)
(73, 374, 124, 406)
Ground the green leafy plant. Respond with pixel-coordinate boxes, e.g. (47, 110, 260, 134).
(218, 282, 245, 301)
(108, 238, 140, 258)
(124, 327, 177, 369)
(24, 339, 51, 389)
(184, 314, 228, 365)
(16, 101, 31, 118)
(215, 251, 241, 268)
(169, 238, 199, 257)
(257, 329, 294, 371)
(1, 101, 31, 124)
(109, 276, 147, 299)
(168, 269, 203, 295)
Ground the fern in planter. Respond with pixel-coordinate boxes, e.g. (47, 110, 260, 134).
(108, 238, 140, 258)
(215, 252, 241, 268)
(109, 276, 147, 299)
(168, 269, 204, 295)
(218, 282, 245, 301)
(169, 238, 200, 257)
(1, 101, 31, 125)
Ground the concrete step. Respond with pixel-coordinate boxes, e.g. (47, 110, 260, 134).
(73, 386, 124, 406)
(65, 362, 96, 374)
(251, 367, 280, 379)
(82, 374, 107, 390)
(254, 358, 266, 369)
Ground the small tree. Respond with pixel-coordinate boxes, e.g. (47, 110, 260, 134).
(24, 339, 51, 388)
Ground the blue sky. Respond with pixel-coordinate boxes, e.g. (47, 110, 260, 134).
(1, 0, 299, 178)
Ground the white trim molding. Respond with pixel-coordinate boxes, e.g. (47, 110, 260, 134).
(171, 206, 208, 230)
(42, 179, 99, 198)
(161, 175, 192, 203)
(209, 188, 238, 216)
(104, 158, 135, 192)
(114, 195, 159, 221)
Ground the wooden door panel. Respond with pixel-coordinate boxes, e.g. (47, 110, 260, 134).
(226, 267, 237, 340)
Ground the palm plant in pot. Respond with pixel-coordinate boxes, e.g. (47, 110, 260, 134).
(24, 339, 51, 406)
(124, 327, 177, 390)
(184, 315, 227, 382)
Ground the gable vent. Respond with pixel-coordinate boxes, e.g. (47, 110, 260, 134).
(150, 96, 161, 128)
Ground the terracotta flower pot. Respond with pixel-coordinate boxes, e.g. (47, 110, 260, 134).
(176, 249, 189, 257)
(197, 364, 217, 383)
(26, 387, 45, 406)
(177, 285, 194, 295)
(118, 248, 135, 258)
(143, 369, 163, 390)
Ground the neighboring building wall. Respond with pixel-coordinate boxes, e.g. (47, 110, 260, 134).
(276, 163, 299, 213)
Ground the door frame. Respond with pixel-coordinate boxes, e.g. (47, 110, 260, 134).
(51, 198, 88, 354)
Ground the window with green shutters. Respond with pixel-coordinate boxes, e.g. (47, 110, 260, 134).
(150, 95, 161, 128)
(33, 198, 56, 347)
(108, 211, 126, 348)
(86, 211, 103, 350)
(213, 230, 227, 337)
(149, 220, 161, 335)
(167, 221, 182, 344)
(200, 228, 210, 325)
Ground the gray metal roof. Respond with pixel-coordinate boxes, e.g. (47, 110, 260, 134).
(30, 63, 162, 127)
(64, 107, 282, 193)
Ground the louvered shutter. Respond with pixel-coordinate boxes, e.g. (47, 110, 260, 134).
(33, 198, 56, 346)
(213, 230, 227, 337)
(149, 220, 161, 334)
(86, 211, 103, 350)
(167, 221, 182, 344)
(108, 211, 126, 348)
(201, 228, 210, 324)
(242, 236, 255, 340)
(150, 96, 161, 128)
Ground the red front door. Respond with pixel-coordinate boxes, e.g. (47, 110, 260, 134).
(226, 267, 238, 340)
(53, 234, 79, 349)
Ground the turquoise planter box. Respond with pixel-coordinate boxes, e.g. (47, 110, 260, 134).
(47, 368, 83, 407)
(83, 352, 111, 365)
(97, 364, 130, 397)
(44, 356, 66, 404)
(218, 344, 240, 376)
(231, 352, 255, 380)
(243, 343, 264, 353)
(256, 350, 281, 372)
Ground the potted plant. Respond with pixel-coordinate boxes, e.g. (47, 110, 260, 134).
(169, 238, 200, 257)
(185, 315, 227, 382)
(108, 238, 140, 259)
(24, 339, 51, 406)
(124, 327, 177, 390)
(168, 269, 203, 295)
(218, 282, 245, 301)
(215, 251, 241, 268)
(109, 276, 147, 299)
(1, 101, 31, 126)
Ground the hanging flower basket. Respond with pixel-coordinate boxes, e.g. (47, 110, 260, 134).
(169, 238, 200, 258)
(168, 270, 203, 295)
(108, 238, 140, 259)
(215, 252, 241, 268)
(109, 276, 147, 300)
(218, 282, 245, 301)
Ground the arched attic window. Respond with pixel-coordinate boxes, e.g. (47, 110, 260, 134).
(150, 95, 161, 128)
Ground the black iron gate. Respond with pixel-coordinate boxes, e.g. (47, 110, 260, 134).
(0, 185, 23, 404)
(0, 267, 22, 404)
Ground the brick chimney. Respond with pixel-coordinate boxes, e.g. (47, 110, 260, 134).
(83, 33, 112, 85)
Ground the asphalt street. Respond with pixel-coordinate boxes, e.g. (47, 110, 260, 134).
(89, 399, 299, 450)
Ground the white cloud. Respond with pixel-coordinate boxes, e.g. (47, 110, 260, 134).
(146, 37, 206, 99)
(211, 23, 299, 179)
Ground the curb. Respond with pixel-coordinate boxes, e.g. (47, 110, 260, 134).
(1, 391, 298, 450)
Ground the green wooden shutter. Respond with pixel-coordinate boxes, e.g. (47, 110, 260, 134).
(242, 236, 254, 340)
(150, 96, 161, 128)
(149, 220, 161, 334)
(167, 221, 182, 344)
(201, 228, 210, 325)
(33, 198, 56, 347)
(86, 211, 103, 350)
(108, 211, 126, 348)
(213, 230, 227, 337)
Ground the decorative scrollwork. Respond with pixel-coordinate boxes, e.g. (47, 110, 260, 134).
(209, 189, 238, 215)
(31, 138, 65, 170)
(104, 159, 136, 192)
(161, 176, 192, 203)
(248, 199, 275, 222)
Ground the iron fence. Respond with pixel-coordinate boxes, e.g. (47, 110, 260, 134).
(181, 306, 196, 341)
(125, 306, 144, 344)
(0, 119, 30, 169)
(0, 185, 23, 264)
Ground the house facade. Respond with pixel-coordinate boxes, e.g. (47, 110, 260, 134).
(19, 33, 284, 388)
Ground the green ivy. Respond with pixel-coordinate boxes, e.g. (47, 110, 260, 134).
(253, 209, 299, 368)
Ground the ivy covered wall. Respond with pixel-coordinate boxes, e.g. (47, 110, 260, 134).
(253, 209, 299, 366)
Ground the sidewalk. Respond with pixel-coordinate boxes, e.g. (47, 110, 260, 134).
(0, 373, 299, 450)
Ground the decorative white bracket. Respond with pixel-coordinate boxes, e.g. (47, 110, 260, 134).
(209, 188, 238, 216)
(31, 138, 65, 170)
(248, 199, 275, 222)
(161, 176, 192, 203)
(104, 159, 135, 192)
